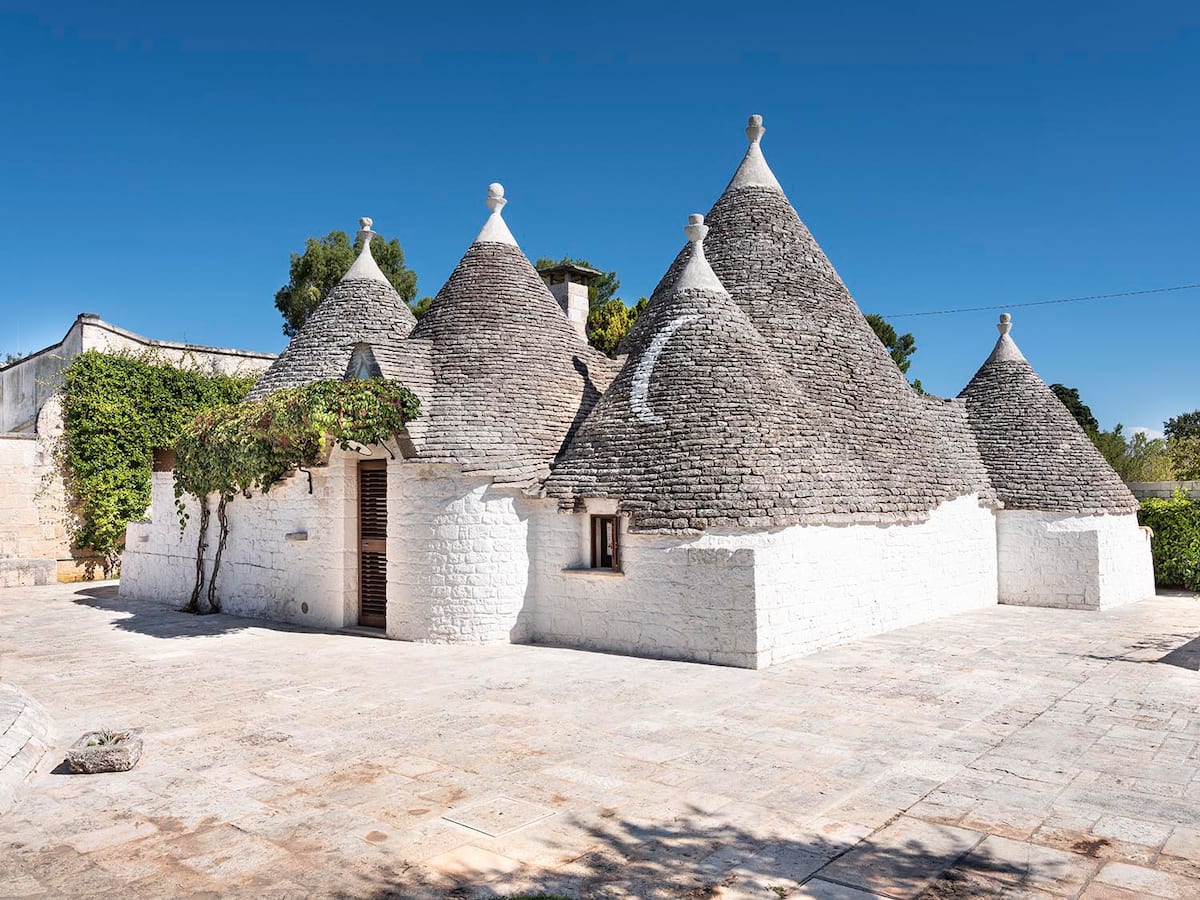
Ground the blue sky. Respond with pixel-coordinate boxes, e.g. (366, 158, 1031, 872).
(1, 2, 1196, 434)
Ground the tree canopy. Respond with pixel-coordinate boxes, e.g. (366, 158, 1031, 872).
(1165, 410, 1200, 441)
(275, 230, 419, 337)
(864, 314, 917, 375)
(1049, 384, 1100, 434)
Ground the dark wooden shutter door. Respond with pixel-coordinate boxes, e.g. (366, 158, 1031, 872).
(358, 461, 388, 629)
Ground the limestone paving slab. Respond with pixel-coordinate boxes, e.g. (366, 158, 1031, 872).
(0, 581, 1199, 898)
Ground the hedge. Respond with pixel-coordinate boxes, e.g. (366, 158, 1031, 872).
(1138, 491, 1200, 591)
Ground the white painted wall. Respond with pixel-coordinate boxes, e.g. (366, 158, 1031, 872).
(121, 449, 359, 630)
(996, 510, 1154, 610)
(528, 498, 761, 667)
(752, 494, 998, 667)
(387, 462, 532, 643)
(528, 494, 997, 668)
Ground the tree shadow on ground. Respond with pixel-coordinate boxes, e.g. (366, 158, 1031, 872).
(343, 810, 1057, 899)
(1082, 632, 1200, 670)
(70, 585, 274, 640)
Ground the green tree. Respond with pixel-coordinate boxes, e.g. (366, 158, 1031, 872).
(1049, 384, 1101, 434)
(1168, 436, 1200, 480)
(588, 298, 647, 357)
(1091, 424, 1176, 482)
(3, 352, 27, 366)
(275, 230, 419, 337)
(1165, 410, 1200, 441)
(410, 297, 434, 320)
(865, 314, 917, 375)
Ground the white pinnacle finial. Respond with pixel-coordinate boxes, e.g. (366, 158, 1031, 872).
(344, 216, 390, 285)
(475, 182, 517, 245)
(984, 311, 1026, 363)
(684, 213, 709, 244)
(486, 183, 507, 214)
(746, 114, 765, 145)
(997, 313, 1012, 335)
(729, 113, 782, 191)
(674, 214, 725, 293)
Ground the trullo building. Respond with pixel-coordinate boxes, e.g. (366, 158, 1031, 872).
(121, 116, 1154, 668)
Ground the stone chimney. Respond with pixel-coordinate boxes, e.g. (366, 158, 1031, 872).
(537, 262, 600, 341)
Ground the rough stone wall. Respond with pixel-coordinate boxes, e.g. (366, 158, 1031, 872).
(387, 462, 532, 643)
(996, 510, 1154, 610)
(752, 495, 998, 667)
(0, 435, 61, 587)
(121, 452, 359, 630)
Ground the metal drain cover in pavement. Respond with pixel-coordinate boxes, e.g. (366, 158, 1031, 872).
(442, 797, 556, 837)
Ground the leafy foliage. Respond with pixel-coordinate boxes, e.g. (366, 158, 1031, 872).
(1165, 410, 1200, 441)
(588, 298, 647, 357)
(275, 231, 419, 337)
(410, 296, 434, 320)
(1168, 435, 1200, 480)
(864, 314, 916, 374)
(173, 379, 420, 612)
(1049, 384, 1100, 434)
(1090, 424, 1176, 482)
(1138, 491, 1200, 591)
(59, 351, 254, 571)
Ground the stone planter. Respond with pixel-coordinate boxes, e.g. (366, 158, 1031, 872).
(65, 730, 142, 774)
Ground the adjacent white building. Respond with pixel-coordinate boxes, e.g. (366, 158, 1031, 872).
(120, 116, 1154, 667)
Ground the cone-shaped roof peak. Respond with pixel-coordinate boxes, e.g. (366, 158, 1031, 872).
(473, 182, 518, 246)
(342, 217, 391, 284)
(959, 316, 1137, 515)
(984, 312, 1028, 364)
(248, 218, 416, 400)
(727, 114, 783, 191)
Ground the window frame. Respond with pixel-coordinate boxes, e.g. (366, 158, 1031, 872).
(590, 514, 620, 571)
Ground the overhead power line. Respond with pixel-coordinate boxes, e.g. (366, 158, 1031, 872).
(885, 282, 1200, 319)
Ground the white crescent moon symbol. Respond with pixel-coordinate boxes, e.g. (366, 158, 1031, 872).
(631, 314, 700, 424)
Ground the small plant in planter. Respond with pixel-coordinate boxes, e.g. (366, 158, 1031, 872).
(65, 729, 143, 774)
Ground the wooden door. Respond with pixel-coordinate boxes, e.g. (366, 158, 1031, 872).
(358, 460, 388, 629)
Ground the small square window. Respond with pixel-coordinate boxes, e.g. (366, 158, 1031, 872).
(591, 515, 620, 570)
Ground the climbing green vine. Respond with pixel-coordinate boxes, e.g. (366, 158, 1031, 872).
(173, 378, 420, 612)
(59, 351, 255, 574)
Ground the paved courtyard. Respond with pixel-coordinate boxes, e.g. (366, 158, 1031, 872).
(0, 583, 1198, 898)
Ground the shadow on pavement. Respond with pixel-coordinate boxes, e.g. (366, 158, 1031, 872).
(1083, 631, 1200, 670)
(70, 585, 262, 640)
(343, 811, 1053, 899)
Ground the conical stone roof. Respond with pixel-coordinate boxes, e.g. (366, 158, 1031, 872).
(384, 184, 618, 486)
(547, 215, 875, 532)
(249, 219, 417, 400)
(619, 116, 991, 518)
(958, 314, 1137, 515)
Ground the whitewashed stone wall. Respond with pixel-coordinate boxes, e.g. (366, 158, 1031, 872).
(121, 450, 360, 629)
(387, 463, 532, 643)
(752, 494, 998, 667)
(528, 500, 765, 668)
(528, 494, 996, 669)
(996, 510, 1154, 610)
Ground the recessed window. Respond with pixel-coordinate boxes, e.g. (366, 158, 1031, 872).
(591, 515, 620, 570)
